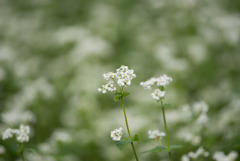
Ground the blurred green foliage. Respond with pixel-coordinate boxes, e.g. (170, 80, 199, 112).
(0, 0, 240, 160)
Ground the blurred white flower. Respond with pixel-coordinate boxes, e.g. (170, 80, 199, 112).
(193, 101, 209, 114)
(181, 155, 190, 161)
(110, 127, 123, 141)
(2, 124, 30, 143)
(182, 147, 209, 160)
(1, 109, 36, 125)
(0, 145, 6, 154)
(2, 128, 13, 140)
(16, 125, 30, 143)
(213, 151, 238, 161)
(197, 113, 208, 124)
(151, 89, 165, 100)
(148, 129, 165, 140)
(140, 74, 172, 89)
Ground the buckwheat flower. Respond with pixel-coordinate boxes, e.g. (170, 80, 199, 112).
(98, 65, 136, 93)
(156, 74, 173, 87)
(103, 72, 117, 80)
(110, 127, 123, 141)
(151, 89, 165, 100)
(197, 113, 208, 124)
(98, 85, 107, 93)
(17, 132, 29, 143)
(16, 125, 30, 143)
(193, 101, 209, 114)
(213, 151, 238, 161)
(148, 129, 166, 140)
(2, 125, 30, 143)
(2, 128, 14, 140)
(181, 155, 190, 161)
(116, 65, 136, 87)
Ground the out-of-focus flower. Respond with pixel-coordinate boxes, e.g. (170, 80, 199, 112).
(0, 145, 6, 154)
(140, 74, 172, 100)
(148, 129, 165, 140)
(181, 155, 190, 161)
(2, 124, 30, 143)
(140, 74, 172, 89)
(193, 101, 209, 114)
(2, 128, 13, 140)
(110, 127, 123, 141)
(182, 147, 209, 160)
(213, 151, 238, 161)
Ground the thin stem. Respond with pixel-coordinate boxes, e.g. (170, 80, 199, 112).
(19, 143, 25, 161)
(121, 97, 139, 161)
(160, 99, 173, 161)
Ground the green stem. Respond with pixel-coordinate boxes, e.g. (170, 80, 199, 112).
(19, 143, 25, 161)
(121, 97, 139, 161)
(160, 99, 173, 161)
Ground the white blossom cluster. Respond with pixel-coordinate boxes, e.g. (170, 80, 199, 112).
(110, 127, 123, 141)
(140, 74, 172, 100)
(148, 129, 166, 140)
(181, 147, 209, 161)
(98, 65, 136, 94)
(193, 101, 209, 125)
(2, 124, 30, 143)
(213, 151, 238, 161)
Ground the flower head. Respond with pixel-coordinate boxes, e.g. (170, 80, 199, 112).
(151, 89, 165, 100)
(2, 124, 30, 143)
(98, 65, 136, 94)
(140, 74, 172, 89)
(110, 127, 123, 141)
(2, 128, 13, 140)
(148, 129, 166, 140)
(140, 74, 172, 101)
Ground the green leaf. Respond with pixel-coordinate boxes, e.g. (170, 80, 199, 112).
(122, 92, 130, 98)
(115, 135, 139, 150)
(169, 145, 183, 151)
(114, 92, 121, 102)
(133, 134, 139, 141)
(141, 146, 167, 153)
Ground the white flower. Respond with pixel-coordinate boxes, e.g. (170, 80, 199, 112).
(156, 74, 173, 87)
(103, 72, 116, 80)
(140, 74, 172, 89)
(182, 147, 209, 160)
(151, 89, 165, 100)
(98, 81, 116, 94)
(116, 65, 136, 87)
(98, 65, 136, 93)
(193, 101, 209, 114)
(181, 155, 190, 161)
(110, 127, 123, 141)
(2, 128, 14, 140)
(197, 113, 208, 124)
(213, 151, 238, 161)
(148, 129, 165, 140)
(2, 125, 30, 143)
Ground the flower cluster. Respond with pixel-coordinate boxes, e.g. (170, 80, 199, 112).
(110, 127, 123, 141)
(213, 151, 238, 161)
(181, 147, 209, 161)
(2, 124, 30, 143)
(148, 129, 166, 140)
(140, 74, 172, 100)
(98, 65, 136, 94)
